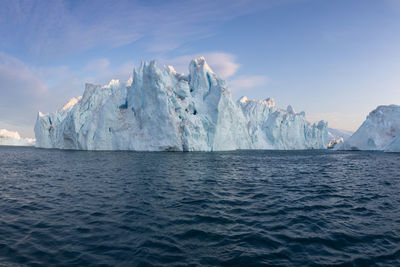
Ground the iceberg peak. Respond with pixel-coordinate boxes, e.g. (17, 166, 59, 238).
(191, 56, 211, 69)
(239, 96, 249, 104)
(189, 57, 215, 78)
(106, 79, 120, 88)
(62, 96, 82, 111)
(287, 105, 295, 114)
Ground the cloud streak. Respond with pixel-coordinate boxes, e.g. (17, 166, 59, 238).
(0, 0, 281, 58)
(229, 75, 269, 92)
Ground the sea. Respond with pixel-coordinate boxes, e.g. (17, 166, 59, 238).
(0, 146, 399, 266)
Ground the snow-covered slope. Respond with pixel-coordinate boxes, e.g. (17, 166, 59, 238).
(327, 128, 353, 148)
(337, 105, 400, 151)
(35, 57, 328, 151)
(0, 129, 35, 146)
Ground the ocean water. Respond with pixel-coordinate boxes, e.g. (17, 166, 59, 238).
(0, 146, 399, 266)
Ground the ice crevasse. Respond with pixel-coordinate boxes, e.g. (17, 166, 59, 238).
(35, 57, 328, 151)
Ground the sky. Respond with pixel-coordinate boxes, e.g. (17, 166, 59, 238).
(1, 0, 400, 138)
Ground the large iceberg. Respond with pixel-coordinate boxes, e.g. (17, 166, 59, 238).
(35, 57, 328, 151)
(337, 105, 400, 151)
(0, 129, 35, 146)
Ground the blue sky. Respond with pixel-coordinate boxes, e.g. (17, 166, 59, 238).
(1, 0, 400, 137)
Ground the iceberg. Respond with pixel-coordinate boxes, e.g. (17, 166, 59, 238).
(327, 128, 353, 148)
(35, 57, 328, 151)
(337, 105, 400, 151)
(385, 134, 400, 152)
(238, 97, 327, 149)
(0, 129, 35, 146)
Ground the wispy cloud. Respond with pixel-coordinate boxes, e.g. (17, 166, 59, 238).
(0, 52, 47, 97)
(0, 0, 280, 58)
(229, 75, 269, 92)
(204, 53, 240, 79)
(0, 52, 82, 136)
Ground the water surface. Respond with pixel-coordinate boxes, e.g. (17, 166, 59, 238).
(0, 147, 399, 266)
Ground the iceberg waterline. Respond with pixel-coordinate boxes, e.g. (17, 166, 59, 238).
(35, 57, 328, 151)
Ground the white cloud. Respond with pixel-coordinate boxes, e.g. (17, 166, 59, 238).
(228, 75, 269, 92)
(205, 53, 240, 79)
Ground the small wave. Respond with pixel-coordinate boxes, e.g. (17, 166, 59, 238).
(0, 148, 399, 265)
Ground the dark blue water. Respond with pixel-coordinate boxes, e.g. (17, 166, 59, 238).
(0, 147, 399, 266)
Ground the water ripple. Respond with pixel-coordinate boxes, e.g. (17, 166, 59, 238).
(0, 147, 399, 265)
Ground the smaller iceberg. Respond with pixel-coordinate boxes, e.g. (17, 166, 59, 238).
(0, 129, 35, 146)
(337, 105, 400, 151)
(327, 128, 353, 149)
